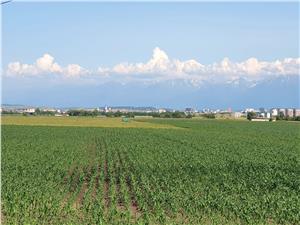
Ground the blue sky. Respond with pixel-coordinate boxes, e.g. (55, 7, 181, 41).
(2, 2, 299, 109)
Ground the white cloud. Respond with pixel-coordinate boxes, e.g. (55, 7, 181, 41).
(5, 48, 300, 85)
(98, 47, 299, 84)
(36, 54, 62, 73)
(64, 64, 88, 77)
(103, 48, 206, 81)
(6, 53, 87, 78)
(7, 62, 37, 75)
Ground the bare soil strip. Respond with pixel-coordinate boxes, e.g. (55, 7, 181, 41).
(101, 140, 110, 215)
(61, 165, 79, 209)
(92, 163, 101, 200)
(1, 207, 5, 225)
(115, 157, 126, 212)
(103, 154, 110, 214)
(127, 177, 140, 219)
(120, 152, 141, 220)
(63, 164, 76, 184)
(73, 166, 93, 209)
(73, 178, 88, 209)
(116, 185, 126, 212)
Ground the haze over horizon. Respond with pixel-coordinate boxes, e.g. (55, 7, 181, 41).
(2, 2, 299, 109)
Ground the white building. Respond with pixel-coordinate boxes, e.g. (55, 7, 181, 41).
(271, 108, 278, 117)
(24, 108, 35, 113)
(42, 108, 56, 112)
(245, 108, 256, 113)
(104, 106, 111, 113)
(286, 108, 294, 117)
(232, 112, 242, 118)
(294, 109, 300, 117)
(251, 118, 269, 122)
(158, 108, 166, 113)
(279, 108, 286, 116)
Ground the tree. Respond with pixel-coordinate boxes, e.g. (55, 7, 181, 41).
(114, 111, 122, 117)
(35, 108, 41, 115)
(203, 113, 215, 119)
(276, 112, 285, 120)
(186, 114, 193, 119)
(247, 112, 256, 121)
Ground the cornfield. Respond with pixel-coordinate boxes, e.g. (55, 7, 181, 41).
(2, 119, 300, 224)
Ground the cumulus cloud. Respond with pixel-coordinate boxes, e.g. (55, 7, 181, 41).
(110, 48, 205, 77)
(98, 47, 299, 83)
(6, 53, 87, 77)
(5, 48, 300, 85)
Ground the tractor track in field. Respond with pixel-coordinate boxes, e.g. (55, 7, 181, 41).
(115, 156, 126, 212)
(60, 137, 143, 222)
(1, 208, 5, 225)
(118, 151, 141, 219)
(103, 153, 110, 214)
(116, 182, 126, 212)
(61, 143, 96, 209)
(72, 140, 99, 207)
(61, 141, 98, 213)
(63, 164, 76, 184)
(126, 175, 140, 219)
(60, 164, 78, 209)
(73, 166, 92, 209)
(92, 163, 101, 200)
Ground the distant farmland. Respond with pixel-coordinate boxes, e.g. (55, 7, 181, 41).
(2, 117, 300, 224)
(1, 115, 177, 129)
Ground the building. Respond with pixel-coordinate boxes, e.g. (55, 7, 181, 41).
(23, 108, 35, 113)
(158, 108, 166, 113)
(245, 108, 255, 113)
(202, 108, 212, 113)
(271, 108, 278, 117)
(185, 108, 197, 114)
(42, 108, 57, 112)
(259, 107, 266, 113)
(251, 118, 269, 122)
(104, 106, 111, 113)
(294, 109, 300, 117)
(231, 112, 242, 118)
(279, 108, 286, 117)
(286, 108, 294, 117)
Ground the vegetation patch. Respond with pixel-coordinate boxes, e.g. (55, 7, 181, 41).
(2, 120, 300, 224)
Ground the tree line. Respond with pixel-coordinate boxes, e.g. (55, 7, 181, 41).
(67, 109, 193, 118)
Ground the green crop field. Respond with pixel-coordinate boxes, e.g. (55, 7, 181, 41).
(1, 117, 300, 224)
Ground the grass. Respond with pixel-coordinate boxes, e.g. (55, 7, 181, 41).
(1, 115, 177, 129)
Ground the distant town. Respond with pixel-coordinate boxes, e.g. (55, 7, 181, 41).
(1, 104, 300, 121)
